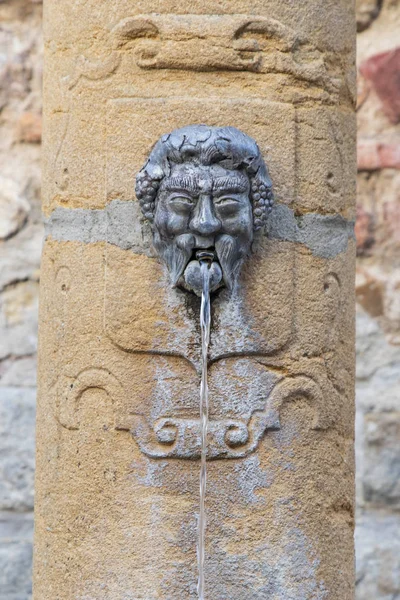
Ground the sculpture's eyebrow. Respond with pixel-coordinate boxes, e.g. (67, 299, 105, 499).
(162, 176, 200, 193)
(212, 176, 248, 194)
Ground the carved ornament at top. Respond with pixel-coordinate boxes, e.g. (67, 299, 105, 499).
(111, 14, 340, 93)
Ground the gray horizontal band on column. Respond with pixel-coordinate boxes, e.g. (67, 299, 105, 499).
(266, 204, 355, 259)
(44, 200, 355, 260)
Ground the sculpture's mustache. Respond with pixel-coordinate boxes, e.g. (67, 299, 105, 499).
(153, 233, 195, 286)
(154, 231, 248, 291)
(174, 233, 196, 284)
(178, 234, 242, 289)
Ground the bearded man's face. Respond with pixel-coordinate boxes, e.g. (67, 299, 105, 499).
(152, 163, 253, 295)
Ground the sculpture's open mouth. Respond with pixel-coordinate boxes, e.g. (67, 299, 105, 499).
(181, 247, 223, 296)
(195, 249, 216, 265)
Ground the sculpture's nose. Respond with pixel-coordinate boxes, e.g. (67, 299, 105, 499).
(190, 194, 221, 237)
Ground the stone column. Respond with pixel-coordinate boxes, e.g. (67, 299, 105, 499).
(34, 1, 356, 598)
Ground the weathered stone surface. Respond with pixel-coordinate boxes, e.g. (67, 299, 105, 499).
(17, 112, 42, 144)
(0, 281, 39, 361)
(352, 5, 400, 580)
(363, 412, 400, 508)
(355, 513, 400, 600)
(356, 266, 400, 344)
(356, 307, 400, 387)
(356, 0, 381, 32)
(355, 308, 400, 511)
(356, 169, 400, 250)
(357, 139, 400, 170)
(356, 270, 383, 317)
(360, 48, 400, 124)
(0, 0, 395, 596)
(106, 97, 296, 209)
(45, 201, 355, 261)
(0, 388, 36, 511)
(0, 357, 37, 388)
(266, 205, 355, 258)
(41, 0, 355, 215)
(355, 205, 374, 254)
(34, 1, 355, 598)
(0, 1, 41, 596)
(0, 512, 33, 600)
(296, 108, 356, 217)
(0, 176, 30, 240)
(0, 224, 43, 292)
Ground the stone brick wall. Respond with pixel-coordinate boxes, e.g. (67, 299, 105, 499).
(0, 0, 398, 597)
(0, 1, 42, 598)
(355, 2, 400, 598)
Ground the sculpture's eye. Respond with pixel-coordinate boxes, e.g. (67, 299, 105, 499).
(214, 197, 241, 211)
(214, 196, 239, 204)
(168, 195, 194, 211)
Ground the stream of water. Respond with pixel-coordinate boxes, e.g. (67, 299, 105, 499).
(197, 260, 211, 600)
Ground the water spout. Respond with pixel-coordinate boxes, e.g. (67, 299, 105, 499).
(197, 257, 212, 600)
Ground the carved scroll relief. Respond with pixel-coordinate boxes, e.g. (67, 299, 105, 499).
(60, 15, 340, 99)
(57, 366, 331, 460)
(111, 14, 340, 94)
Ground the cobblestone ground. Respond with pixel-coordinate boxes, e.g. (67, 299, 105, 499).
(0, 0, 399, 597)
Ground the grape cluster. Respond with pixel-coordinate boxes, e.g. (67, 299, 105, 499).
(250, 177, 274, 231)
(135, 172, 160, 222)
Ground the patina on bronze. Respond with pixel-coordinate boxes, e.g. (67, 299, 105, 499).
(135, 125, 274, 296)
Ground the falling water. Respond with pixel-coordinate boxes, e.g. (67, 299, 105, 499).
(197, 259, 211, 600)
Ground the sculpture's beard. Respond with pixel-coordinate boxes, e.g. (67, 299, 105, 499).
(154, 231, 250, 296)
(215, 234, 247, 289)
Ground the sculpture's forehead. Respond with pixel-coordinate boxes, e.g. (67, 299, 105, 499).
(161, 163, 249, 193)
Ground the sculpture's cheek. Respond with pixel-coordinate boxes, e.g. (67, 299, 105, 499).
(155, 206, 191, 237)
(218, 206, 253, 238)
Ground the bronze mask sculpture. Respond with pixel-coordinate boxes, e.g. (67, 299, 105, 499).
(136, 125, 274, 295)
